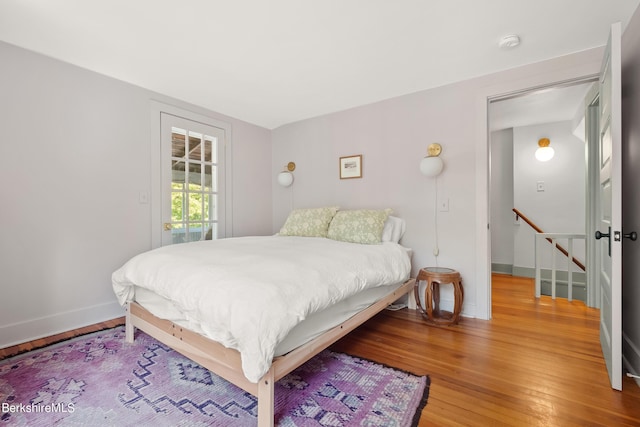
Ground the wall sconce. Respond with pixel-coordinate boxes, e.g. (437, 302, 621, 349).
(535, 138, 554, 162)
(420, 143, 444, 177)
(277, 162, 296, 187)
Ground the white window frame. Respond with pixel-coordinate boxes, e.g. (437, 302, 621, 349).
(150, 101, 233, 248)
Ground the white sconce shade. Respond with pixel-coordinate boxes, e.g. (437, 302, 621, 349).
(535, 138, 554, 162)
(420, 156, 444, 177)
(420, 143, 444, 177)
(277, 171, 294, 187)
(277, 161, 296, 187)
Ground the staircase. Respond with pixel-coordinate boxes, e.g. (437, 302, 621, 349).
(513, 208, 586, 302)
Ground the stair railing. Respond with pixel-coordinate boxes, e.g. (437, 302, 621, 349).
(534, 233, 585, 301)
(512, 208, 586, 301)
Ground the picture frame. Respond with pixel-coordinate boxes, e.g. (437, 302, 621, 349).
(339, 154, 362, 179)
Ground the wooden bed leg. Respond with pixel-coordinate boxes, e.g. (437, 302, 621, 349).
(257, 368, 275, 427)
(125, 302, 134, 343)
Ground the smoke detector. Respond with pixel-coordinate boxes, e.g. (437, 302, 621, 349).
(499, 34, 521, 49)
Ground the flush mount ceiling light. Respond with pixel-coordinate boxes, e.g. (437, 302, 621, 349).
(535, 138, 555, 162)
(499, 34, 521, 49)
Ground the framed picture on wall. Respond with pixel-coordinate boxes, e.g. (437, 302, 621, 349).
(339, 155, 362, 179)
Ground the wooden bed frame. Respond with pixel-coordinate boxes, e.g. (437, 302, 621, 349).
(125, 277, 415, 426)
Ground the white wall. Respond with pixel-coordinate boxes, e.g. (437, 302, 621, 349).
(513, 121, 586, 272)
(272, 49, 604, 319)
(490, 129, 515, 270)
(0, 41, 272, 347)
(622, 4, 640, 382)
(0, 38, 612, 344)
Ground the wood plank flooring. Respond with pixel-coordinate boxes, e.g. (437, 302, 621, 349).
(0, 317, 125, 359)
(2, 274, 639, 426)
(331, 274, 640, 426)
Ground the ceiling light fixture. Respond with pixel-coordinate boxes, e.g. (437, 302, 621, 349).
(535, 138, 554, 162)
(499, 34, 521, 49)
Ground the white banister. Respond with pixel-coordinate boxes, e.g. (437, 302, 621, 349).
(568, 238, 574, 301)
(534, 233, 586, 301)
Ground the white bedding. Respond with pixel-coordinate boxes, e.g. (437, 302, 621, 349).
(112, 236, 411, 383)
(132, 281, 403, 357)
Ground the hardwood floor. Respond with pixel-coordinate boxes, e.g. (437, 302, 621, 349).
(0, 317, 125, 359)
(331, 274, 640, 426)
(2, 274, 639, 426)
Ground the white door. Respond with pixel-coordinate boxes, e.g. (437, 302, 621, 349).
(160, 113, 226, 246)
(595, 22, 622, 391)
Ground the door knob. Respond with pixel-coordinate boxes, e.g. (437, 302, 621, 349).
(595, 226, 612, 256)
(624, 231, 638, 241)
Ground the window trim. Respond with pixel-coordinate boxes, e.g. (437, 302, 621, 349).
(150, 101, 233, 248)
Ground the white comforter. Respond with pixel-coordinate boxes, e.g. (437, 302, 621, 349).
(112, 236, 411, 383)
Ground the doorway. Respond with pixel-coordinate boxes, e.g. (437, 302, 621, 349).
(149, 101, 233, 249)
(488, 79, 597, 304)
(160, 113, 227, 246)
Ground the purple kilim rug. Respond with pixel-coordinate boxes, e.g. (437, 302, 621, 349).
(0, 326, 429, 426)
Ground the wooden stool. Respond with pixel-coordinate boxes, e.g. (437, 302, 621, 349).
(415, 267, 464, 325)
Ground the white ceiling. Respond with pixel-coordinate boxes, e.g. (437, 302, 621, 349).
(0, 1, 638, 129)
(489, 81, 596, 132)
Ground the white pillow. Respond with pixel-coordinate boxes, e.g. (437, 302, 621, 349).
(381, 216, 406, 243)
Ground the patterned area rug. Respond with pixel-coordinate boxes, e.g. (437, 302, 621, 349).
(1, 327, 429, 426)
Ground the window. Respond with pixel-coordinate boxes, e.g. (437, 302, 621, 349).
(170, 127, 219, 243)
(159, 111, 228, 246)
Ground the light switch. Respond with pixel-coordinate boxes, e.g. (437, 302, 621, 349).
(139, 191, 149, 204)
(537, 181, 545, 192)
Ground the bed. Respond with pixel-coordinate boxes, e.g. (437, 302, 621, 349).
(112, 207, 413, 426)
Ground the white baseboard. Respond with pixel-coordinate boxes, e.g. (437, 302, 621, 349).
(623, 331, 640, 388)
(0, 301, 125, 349)
(407, 288, 417, 310)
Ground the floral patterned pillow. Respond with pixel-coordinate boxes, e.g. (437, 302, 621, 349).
(279, 206, 339, 237)
(327, 209, 392, 244)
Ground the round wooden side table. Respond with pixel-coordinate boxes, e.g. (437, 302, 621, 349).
(414, 267, 464, 325)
